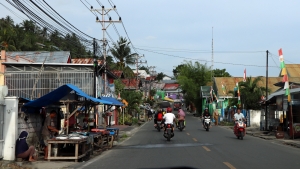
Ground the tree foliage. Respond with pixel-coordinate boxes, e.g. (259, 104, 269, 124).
(227, 76, 269, 110)
(173, 64, 185, 78)
(121, 90, 143, 116)
(155, 72, 165, 81)
(176, 61, 211, 114)
(213, 68, 231, 77)
(139, 66, 150, 74)
(0, 16, 91, 58)
(239, 76, 268, 109)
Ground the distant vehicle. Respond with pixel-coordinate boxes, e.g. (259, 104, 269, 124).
(173, 100, 182, 110)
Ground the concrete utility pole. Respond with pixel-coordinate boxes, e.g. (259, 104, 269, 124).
(91, 5, 121, 94)
(211, 27, 214, 82)
(148, 66, 156, 98)
(135, 55, 146, 90)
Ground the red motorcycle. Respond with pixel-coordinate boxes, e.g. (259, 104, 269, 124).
(234, 119, 245, 140)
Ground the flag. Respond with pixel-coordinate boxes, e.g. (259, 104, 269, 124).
(279, 48, 290, 102)
(210, 86, 213, 103)
(243, 69, 246, 82)
(236, 80, 241, 105)
(284, 81, 289, 89)
(281, 67, 287, 76)
(221, 82, 226, 95)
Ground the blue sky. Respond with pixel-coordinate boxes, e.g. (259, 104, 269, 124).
(1, 0, 300, 78)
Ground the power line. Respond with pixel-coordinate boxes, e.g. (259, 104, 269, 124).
(136, 47, 282, 68)
(0, 2, 26, 21)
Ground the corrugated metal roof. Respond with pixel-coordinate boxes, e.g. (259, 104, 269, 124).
(5, 51, 70, 63)
(163, 83, 179, 90)
(151, 82, 165, 90)
(71, 58, 104, 65)
(162, 80, 177, 84)
(111, 70, 123, 78)
(284, 64, 300, 77)
(121, 79, 138, 89)
(214, 77, 300, 98)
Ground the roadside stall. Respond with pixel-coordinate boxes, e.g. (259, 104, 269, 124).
(23, 84, 113, 161)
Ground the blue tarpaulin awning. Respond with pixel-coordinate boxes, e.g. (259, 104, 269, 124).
(100, 97, 124, 106)
(24, 84, 113, 108)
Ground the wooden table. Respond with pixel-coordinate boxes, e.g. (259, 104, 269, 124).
(47, 138, 92, 162)
(90, 129, 114, 149)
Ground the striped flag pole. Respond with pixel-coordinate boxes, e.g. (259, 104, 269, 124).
(279, 48, 290, 102)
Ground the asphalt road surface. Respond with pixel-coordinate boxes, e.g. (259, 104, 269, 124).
(72, 113, 300, 169)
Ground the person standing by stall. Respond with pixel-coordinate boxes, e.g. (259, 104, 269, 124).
(213, 109, 220, 126)
(42, 110, 59, 160)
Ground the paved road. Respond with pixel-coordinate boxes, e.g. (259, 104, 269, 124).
(71, 113, 300, 169)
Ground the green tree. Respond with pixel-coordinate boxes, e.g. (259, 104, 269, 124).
(109, 36, 136, 79)
(0, 16, 16, 50)
(173, 64, 185, 78)
(213, 68, 231, 77)
(176, 61, 211, 115)
(155, 72, 165, 81)
(139, 66, 149, 74)
(121, 90, 143, 116)
(114, 79, 125, 96)
(110, 37, 135, 68)
(239, 76, 268, 109)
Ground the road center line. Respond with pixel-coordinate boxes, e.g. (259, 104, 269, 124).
(223, 162, 236, 169)
(186, 133, 190, 135)
(202, 146, 211, 151)
(192, 138, 197, 142)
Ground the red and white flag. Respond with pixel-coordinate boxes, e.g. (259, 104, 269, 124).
(243, 68, 246, 82)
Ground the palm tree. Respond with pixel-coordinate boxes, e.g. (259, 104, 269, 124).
(0, 16, 16, 50)
(239, 76, 269, 110)
(110, 37, 136, 77)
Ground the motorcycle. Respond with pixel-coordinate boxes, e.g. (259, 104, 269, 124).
(177, 120, 185, 131)
(234, 119, 245, 140)
(204, 116, 211, 131)
(155, 121, 163, 132)
(164, 123, 174, 141)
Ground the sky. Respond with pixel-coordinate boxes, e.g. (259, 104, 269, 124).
(1, 0, 300, 78)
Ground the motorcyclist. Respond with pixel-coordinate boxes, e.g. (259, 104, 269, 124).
(202, 108, 211, 128)
(176, 108, 186, 127)
(154, 109, 164, 127)
(163, 107, 176, 133)
(233, 108, 246, 133)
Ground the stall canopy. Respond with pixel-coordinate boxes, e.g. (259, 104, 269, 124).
(24, 84, 113, 108)
(99, 96, 124, 106)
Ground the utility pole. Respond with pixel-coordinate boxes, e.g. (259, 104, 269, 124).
(148, 66, 156, 98)
(135, 54, 147, 91)
(211, 27, 214, 82)
(91, 5, 121, 95)
(265, 50, 269, 131)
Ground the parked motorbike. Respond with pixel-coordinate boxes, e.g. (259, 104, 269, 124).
(204, 116, 211, 131)
(177, 120, 185, 131)
(164, 123, 174, 141)
(234, 119, 245, 140)
(156, 121, 163, 132)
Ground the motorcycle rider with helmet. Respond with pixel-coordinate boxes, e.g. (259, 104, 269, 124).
(154, 108, 164, 127)
(202, 108, 211, 128)
(163, 107, 176, 133)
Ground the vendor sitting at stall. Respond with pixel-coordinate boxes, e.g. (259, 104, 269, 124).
(42, 110, 59, 160)
(16, 131, 37, 162)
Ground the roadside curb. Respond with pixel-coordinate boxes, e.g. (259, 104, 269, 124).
(117, 122, 147, 145)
